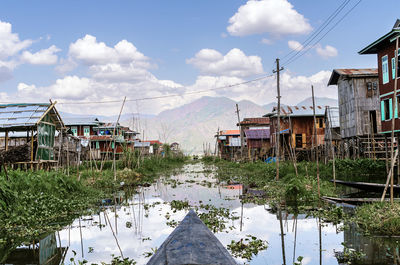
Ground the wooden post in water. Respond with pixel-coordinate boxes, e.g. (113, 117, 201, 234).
(390, 36, 399, 205)
(312, 85, 320, 198)
(327, 107, 336, 187)
(235, 104, 243, 160)
(278, 206, 286, 265)
(113, 96, 127, 181)
(274, 58, 283, 180)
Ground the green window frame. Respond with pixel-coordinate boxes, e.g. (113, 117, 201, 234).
(382, 55, 389, 84)
(393, 57, 396, 80)
(381, 100, 385, 121)
(71, 126, 78, 136)
(95, 141, 100, 149)
(111, 142, 115, 149)
(84, 126, 90, 136)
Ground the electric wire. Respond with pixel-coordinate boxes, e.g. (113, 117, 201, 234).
(282, 0, 362, 68)
(280, 0, 351, 62)
(54, 74, 274, 105)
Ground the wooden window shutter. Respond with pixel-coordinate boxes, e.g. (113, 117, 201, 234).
(291, 133, 295, 148)
(302, 133, 306, 148)
(381, 100, 385, 121)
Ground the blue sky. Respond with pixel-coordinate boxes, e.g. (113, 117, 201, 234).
(0, 0, 398, 115)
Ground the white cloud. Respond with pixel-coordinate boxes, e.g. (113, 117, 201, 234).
(187, 48, 263, 77)
(227, 0, 312, 37)
(0, 20, 33, 59)
(21, 45, 61, 65)
(68, 35, 150, 68)
(261, 38, 273, 45)
(288, 40, 303, 51)
(316, 44, 338, 59)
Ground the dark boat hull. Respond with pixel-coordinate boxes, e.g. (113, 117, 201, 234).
(331, 179, 400, 193)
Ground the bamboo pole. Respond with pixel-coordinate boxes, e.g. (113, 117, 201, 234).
(381, 148, 399, 201)
(312, 85, 320, 198)
(327, 107, 336, 187)
(113, 97, 127, 181)
(390, 36, 399, 205)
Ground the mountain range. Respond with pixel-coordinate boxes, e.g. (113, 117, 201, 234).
(62, 96, 338, 154)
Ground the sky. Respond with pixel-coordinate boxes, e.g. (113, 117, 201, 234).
(0, 0, 398, 115)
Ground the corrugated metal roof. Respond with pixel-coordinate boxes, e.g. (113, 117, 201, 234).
(245, 129, 270, 139)
(239, 117, 270, 126)
(64, 117, 100, 126)
(134, 141, 150, 147)
(271, 106, 325, 117)
(325, 107, 340, 128)
(0, 103, 62, 129)
(328, 68, 378, 86)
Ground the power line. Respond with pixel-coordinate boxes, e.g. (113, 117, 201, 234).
(282, 0, 362, 67)
(281, 0, 351, 62)
(56, 74, 274, 105)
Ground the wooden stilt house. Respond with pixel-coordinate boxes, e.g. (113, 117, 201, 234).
(0, 102, 64, 168)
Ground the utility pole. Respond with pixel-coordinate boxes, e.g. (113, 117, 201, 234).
(236, 103, 243, 160)
(273, 58, 283, 180)
(312, 85, 320, 198)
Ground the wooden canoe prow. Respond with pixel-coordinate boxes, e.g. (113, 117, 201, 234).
(147, 209, 237, 265)
(331, 179, 400, 192)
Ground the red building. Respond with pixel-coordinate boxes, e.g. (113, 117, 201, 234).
(359, 20, 400, 133)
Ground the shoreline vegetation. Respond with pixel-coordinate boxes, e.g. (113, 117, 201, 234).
(0, 147, 188, 264)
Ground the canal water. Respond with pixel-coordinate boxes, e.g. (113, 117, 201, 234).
(6, 163, 400, 264)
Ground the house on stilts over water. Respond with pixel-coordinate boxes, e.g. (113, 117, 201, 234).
(328, 68, 380, 158)
(0, 102, 64, 169)
(358, 19, 400, 159)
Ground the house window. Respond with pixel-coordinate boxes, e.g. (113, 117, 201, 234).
(295, 134, 302, 148)
(111, 142, 115, 149)
(71, 126, 78, 136)
(382, 55, 389, 84)
(95, 141, 100, 149)
(318, 118, 324, 128)
(396, 95, 400, 119)
(84, 126, 90, 136)
(366, 82, 373, 97)
(392, 57, 396, 80)
(382, 99, 391, 121)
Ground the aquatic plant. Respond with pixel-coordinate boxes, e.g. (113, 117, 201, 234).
(334, 243, 365, 264)
(355, 202, 400, 235)
(227, 235, 268, 261)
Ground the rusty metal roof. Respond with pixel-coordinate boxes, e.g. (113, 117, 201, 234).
(219, 129, 240, 136)
(270, 106, 325, 117)
(238, 117, 270, 126)
(328, 68, 378, 86)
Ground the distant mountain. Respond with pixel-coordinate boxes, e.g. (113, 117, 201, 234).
(127, 96, 268, 154)
(61, 96, 338, 154)
(296, 97, 338, 107)
(60, 111, 155, 122)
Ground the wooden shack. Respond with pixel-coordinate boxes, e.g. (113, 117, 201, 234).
(237, 117, 271, 160)
(216, 130, 241, 160)
(328, 69, 380, 139)
(0, 102, 64, 168)
(266, 106, 326, 159)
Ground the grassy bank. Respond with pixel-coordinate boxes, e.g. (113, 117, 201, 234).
(0, 153, 188, 263)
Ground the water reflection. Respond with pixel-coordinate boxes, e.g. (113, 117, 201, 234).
(4, 163, 400, 264)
